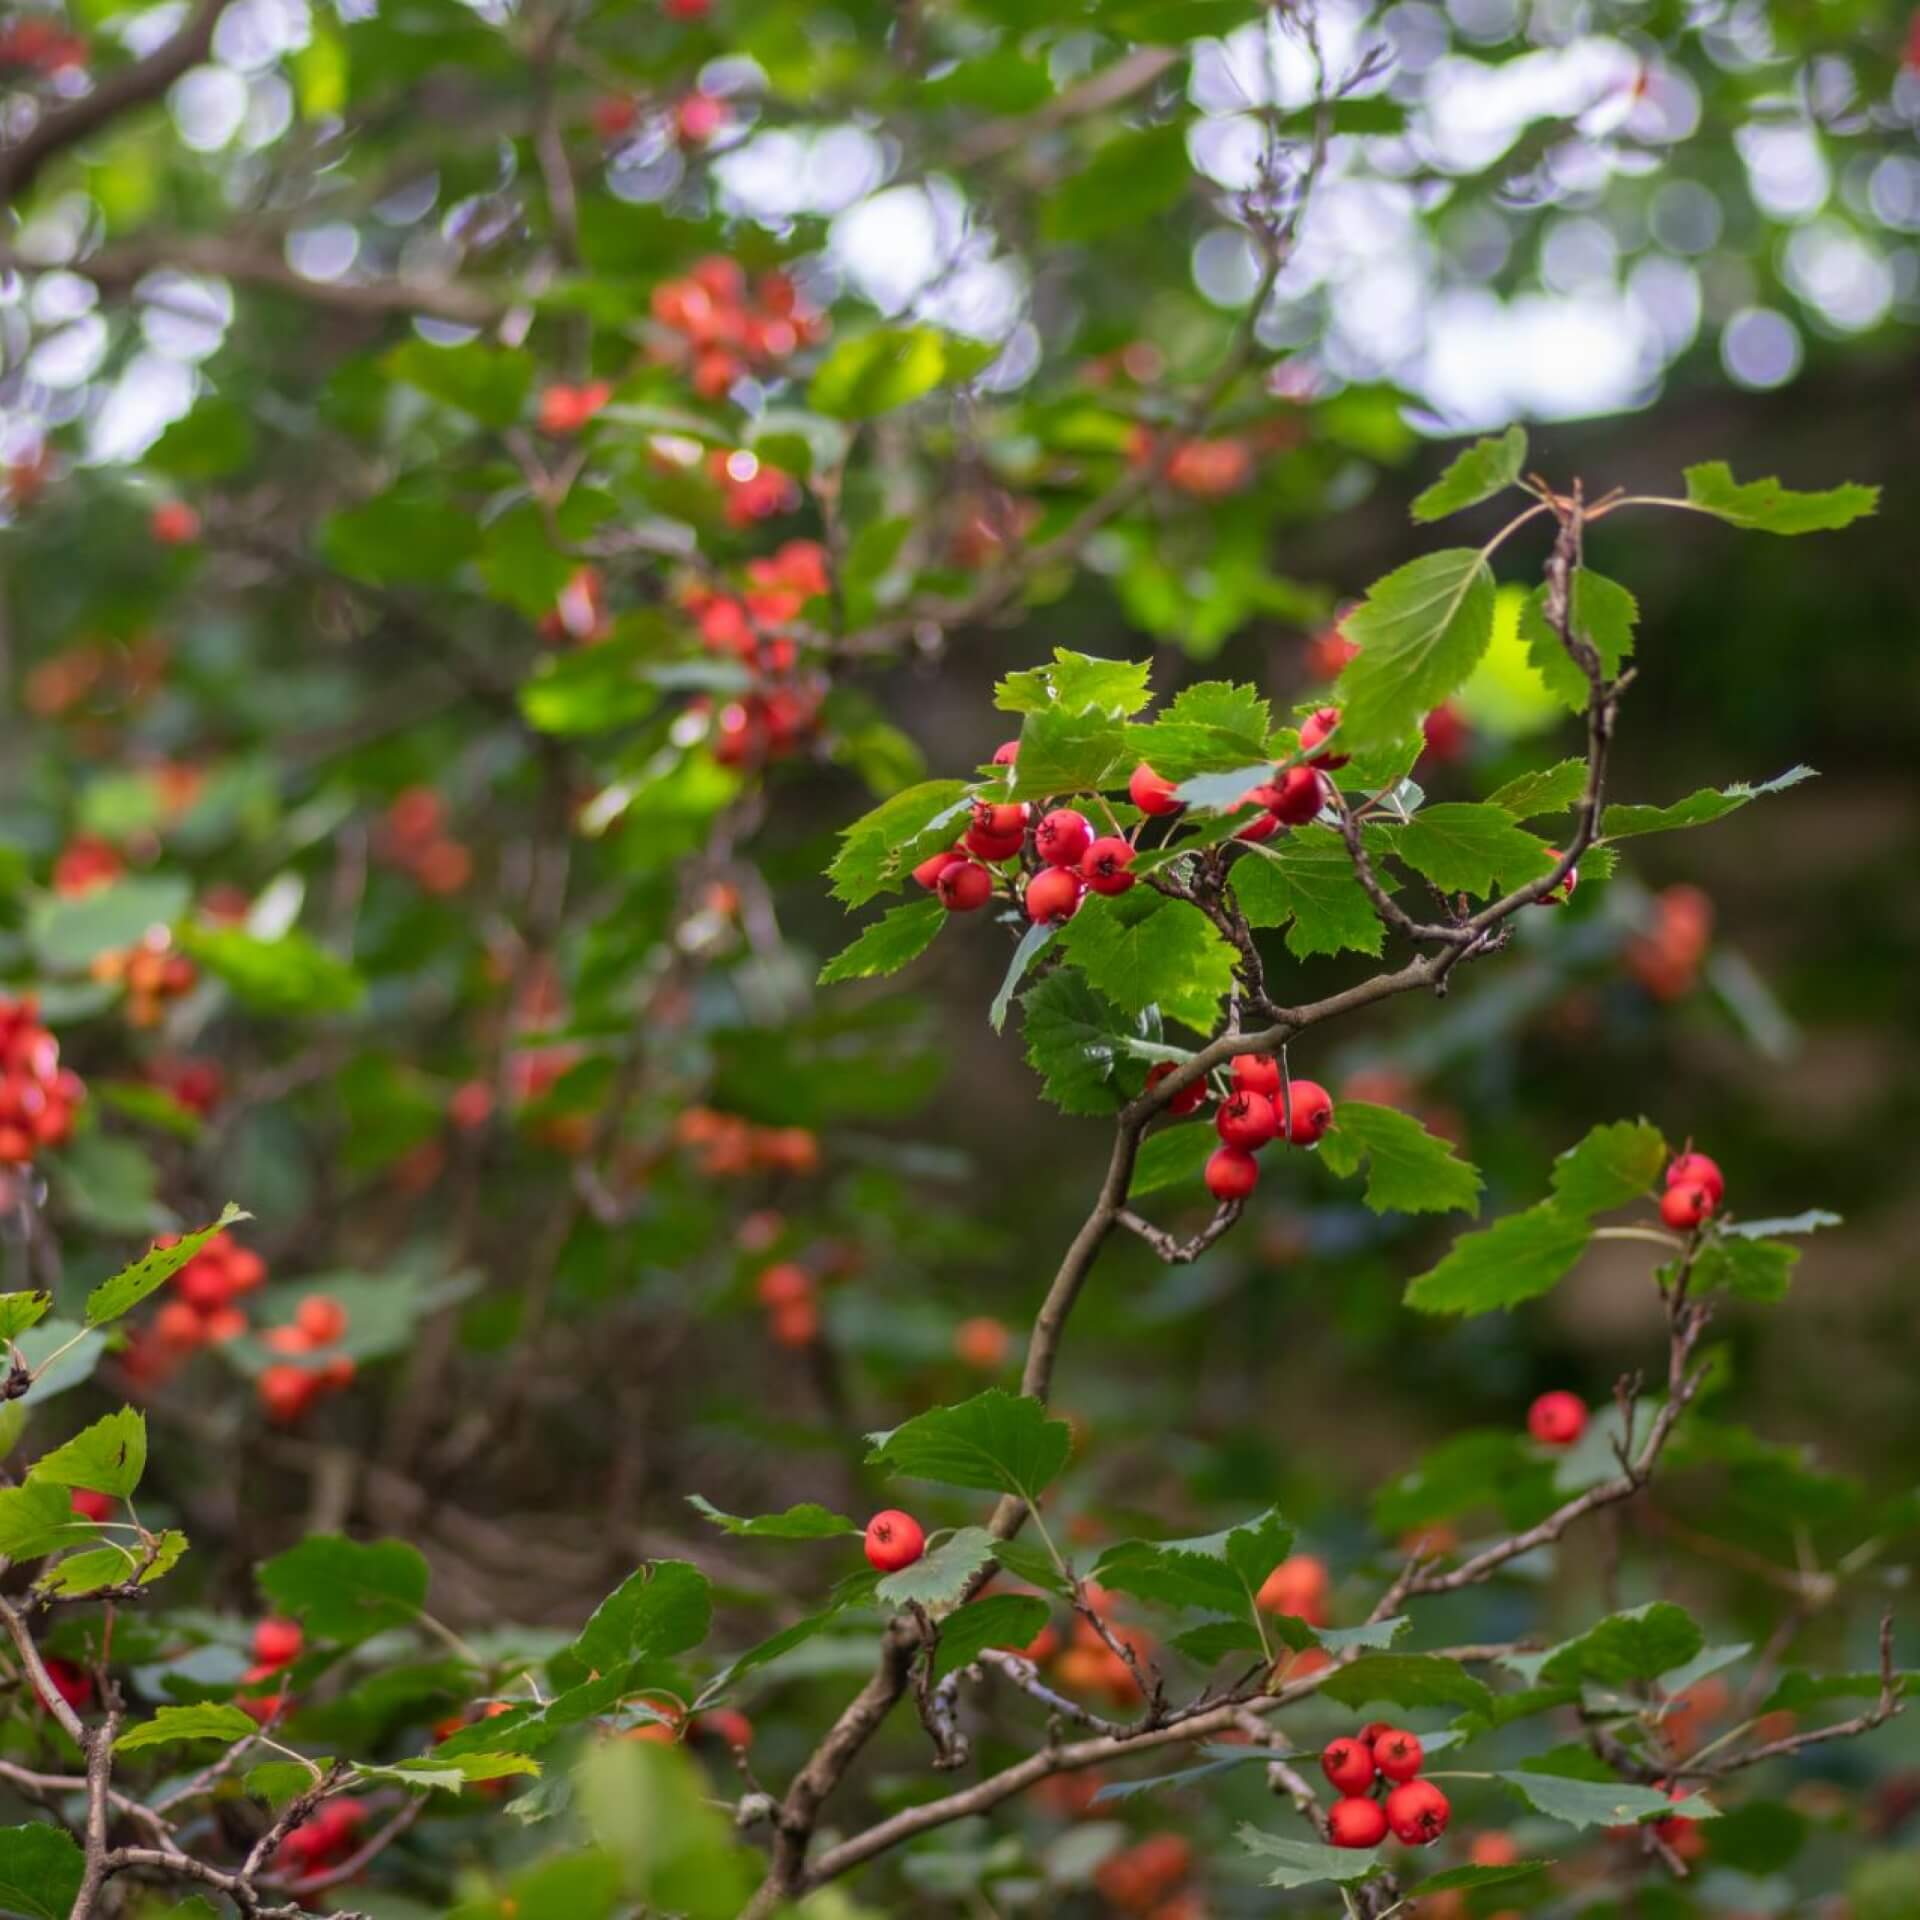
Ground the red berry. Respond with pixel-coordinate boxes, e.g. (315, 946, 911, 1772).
(755, 1263, 812, 1308)
(1328, 1795, 1389, 1849)
(1665, 1152, 1725, 1207)
(972, 801, 1028, 839)
(1534, 847, 1578, 905)
(1527, 1390, 1587, 1448)
(1268, 764, 1326, 827)
(1358, 1720, 1394, 1746)
(150, 501, 200, 545)
(913, 847, 965, 891)
(1128, 763, 1183, 817)
(41, 1657, 93, 1714)
(1231, 1054, 1281, 1099)
(69, 1489, 112, 1523)
(1384, 1778, 1450, 1845)
(937, 861, 993, 913)
(1299, 706, 1349, 769)
(1081, 836, 1136, 895)
(1234, 803, 1282, 843)
(991, 740, 1020, 766)
(1278, 1079, 1334, 1146)
(1372, 1727, 1423, 1782)
(1035, 809, 1093, 869)
(863, 1509, 926, 1573)
(1025, 866, 1084, 925)
(295, 1295, 347, 1345)
(253, 1618, 304, 1668)
(1322, 1737, 1376, 1795)
(1146, 1062, 1206, 1117)
(1215, 1090, 1278, 1151)
(1660, 1182, 1714, 1231)
(1204, 1145, 1259, 1201)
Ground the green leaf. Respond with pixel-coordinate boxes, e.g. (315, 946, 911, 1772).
(995, 648, 1153, 720)
(145, 396, 254, 479)
(0, 1291, 51, 1338)
(28, 877, 190, 972)
(1335, 549, 1497, 751)
(1043, 121, 1191, 242)
(1095, 1508, 1294, 1622)
(319, 487, 482, 587)
(179, 924, 365, 1016)
(571, 1562, 712, 1674)
(117, 1702, 260, 1754)
(828, 781, 973, 906)
(1231, 826, 1386, 959)
(1411, 426, 1528, 523)
(1237, 1824, 1380, 1889)
(1021, 970, 1129, 1116)
(0, 1479, 93, 1561)
(35, 1534, 170, 1599)
(1124, 721, 1272, 784)
(1519, 570, 1638, 711)
(1680, 461, 1879, 535)
(1392, 803, 1555, 898)
(1549, 1119, 1668, 1216)
(1373, 1430, 1541, 1537)
(258, 1535, 430, 1646)
(686, 1497, 855, 1540)
(987, 921, 1057, 1034)
(866, 1389, 1072, 1500)
(1129, 1122, 1215, 1200)
(1408, 1861, 1552, 1897)
(1169, 1619, 1265, 1663)
(1166, 680, 1272, 742)
(1404, 1200, 1592, 1315)
(30, 1407, 146, 1498)
(0, 1823, 84, 1920)
(930, 1595, 1051, 1678)
(1320, 1654, 1493, 1715)
(519, 634, 665, 736)
(84, 1204, 250, 1328)
(874, 1525, 997, 1609)
(358, 1751, 542, 1793)
(1540, 1603, 1703, 1689)
(1487, 758, 1589, 818)
(1056, 893, 1235, 1032)
(384, 339, 534, 427)
(989, 1539, 1074, 1598)
(1762, 1669, 1916, 1715)
(1006, 707, 1132, 799)
(1601, 766, 1816, 840)
(1316, 1102, 1482, 1216)
(1498, 1768, 1716, 1830)
(1691, 1235, 1798, 1303)
(1090, 1748, 1266, 1801)
(818, 899, 946, 986)
(809, 327, 972, 419)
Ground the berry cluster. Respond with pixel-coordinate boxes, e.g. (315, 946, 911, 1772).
(1128, 425, 1255, 499)
(1093, 1832, 1196, 1916)
(51, 833, 124, 897)
(24, 635, 169, 724)
(674, 1106, 820, 1177)
(1194, 1054, 1335, 1204)
(1626, 883, 1714, 1000)
(147, 1054, 224, 1119)
(376, 787, 473, 895)
(149, 1230, 267, 1352)
(274, 1797, 366, 1877)
(536, 381, 612, 435)
(1322, 1723, 1450, 1848)
(704, 447, 800, 527)
(1659, 1148, 1724, 1233)
(239, 1615, 304, 1723)
(0, 996, 83, 1165)
(651, 257, 826, 401)
(0, 16, 88, 73)
(259, 1294, 356, 1424)
(89, 929, 197, 1028)
(756, 1261, 820, 1348)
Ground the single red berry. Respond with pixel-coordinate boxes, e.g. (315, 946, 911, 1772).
(936, 861, 993, 913)
(991, 739, 1020, 765)
(1081, 836, 1136, 895)
(1231, 1054, 1281, 1098)
(1384, 1778, 1451, 1845)
(1128, 763, 1183, 817)
(1358, 1720, 1394, 1747)
(1299, 706, 1349, 769)
(1216, 1089, 1278, 1151)
(1660, 1182, 1714, 1231)
(1279, 1079, 1334, 1146)
(1328, 1795, 1389, 1850)
(1025, 866, 1084, 925)
(1234, 803, 1282, 843)
(1666, 1152, 1725, 1207)
(864, 1510, 926, 1574)
(41, 1657, 93, 1713)
(253, 1618, 304, 1668)
(1372, 1727, 1423, 1782)
(1035, 808, 1093, 869)
(1527, 1390, 1587, 1448)
(1204, 1145, 1259, 1202)
(69, 1489, 112, 1523)
(972, 800, 1028, 839)
(913, 847, 965, 891)
(1322, 1736, 1376, 1795)
(1268, 764, 1326, 827)
(1534, 847, 1578, 905)
(1146, 1062, 1206, 1116)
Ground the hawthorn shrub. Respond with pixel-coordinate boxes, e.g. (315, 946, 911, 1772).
(0, 2, 1913, 1919)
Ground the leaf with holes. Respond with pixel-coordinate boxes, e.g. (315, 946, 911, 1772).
(29, 1407, 147, 1498)
(84, 1204, 250, 1328)
(0, 1291, 51, 1339)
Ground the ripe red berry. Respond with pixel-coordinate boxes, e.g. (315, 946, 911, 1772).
(1081, 836, 1136, 895)
(1128, 763, 1183, 817)
(1268, 764, 1326, 827)
(253, 1618, 304, 1668)
(1372, 1727, 1423, 1782)
(937, 861, 993, 913)
(1660, 1182, 1714, 1231)
(1231, 1054, 1281, 1099)
(1527, 1390, 1587, 1447)
(1204, 1145, 1259, 1201)
(964, 801, 1028, 860)
(69, 1489, 112, 1523)
(1025, 866, 1084, 925)
(1665, 1152, 1725, 1207)
(864, 1509, 926, 1574)
(1035, 809, 1093, 868)
(1322, 1736, 1376, 1795)
(1328, 1795, 1389, 1849)
(1146, 1062, 1206, 1116)
(1279, 1079, 1334, 1146)
(1358, 1720, 1394, 1747)
(1216, 1090, 1278, 1151)
(1534, 847, 1578, 905)
(991, 740, 1020, 765)
(913, 847, 965, 891)
(1234, 801, 1282, 843)
(1299, 706, 1349, 769)
(1384, 1778, 1451, 1845)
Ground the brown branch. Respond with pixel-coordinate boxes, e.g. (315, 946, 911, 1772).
(1116, 1200, 1243, 1263)
(0, 1592, 86, 1746)
(67, 1703, 120, 1920)
(0, 0, 232, 206)
(0, 1759, 175, 1849)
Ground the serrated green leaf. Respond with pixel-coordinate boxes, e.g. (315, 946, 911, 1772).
(571, 1562, 711, 1674)
(1237, 1824, 1380, 1888)
(1321, 1654, 1493, 1714)
(930, 1594, 1052, 1677)
(1335, 549, 1497, 751)
(995, 649, 1153, 720)
(1123, 721, 1273, 783)
(1021, 969, 1129, 1115)
(1690, 1235, 1798, 1303)
(1166, 680, 1272, 741)
(0, 1823, 84, 1920)
(875, 1525, 997, 1609)
(1392, 803, 1555, 898)
(1231, 826, 1385, 959)
(828, 781, 974, 907)
(179, 924, 365, 1016)
(1498, 1768, 1716, 1830)
(1056, 893, 1234, 1032)
(1404, 1200, 1591, 1315)
(817, 898, 945, 986)
(1411, 426, 1528, 523)
(84, 1204, 250, 1328)
(1316, 1102, 1482, 1216)
(1680, 461, 1879, 535)
(866, 1389, 1071, 1500)
(30, 1407, 146, 1498)
(1519, 570, 1638, 711)
(0, 1479, 92, 1561)
(1095, 1509, 1293, 1621)
(1601, 765, 1816, 839)
(117, 1702, 259, 1754)
(1486, 758, 1589, 818)
(358, 1752, 542, 1793)
(1090, 1748, 1266, 1801)
(0, 1291, 51, 1338)
(990, 1538, 1074, 1598)
(1128, 1121, 1214, 1200)
(258, 1535, 429, 1646)
(384, 339, 534, 427)
(1007, 707, 1133, 799)
(686, 1497, 856, 1540)
(1540, 1603, 1703, 1689)
(1169, 1618, 1265, 1663)
(1549, 1119, 1668, 1216)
